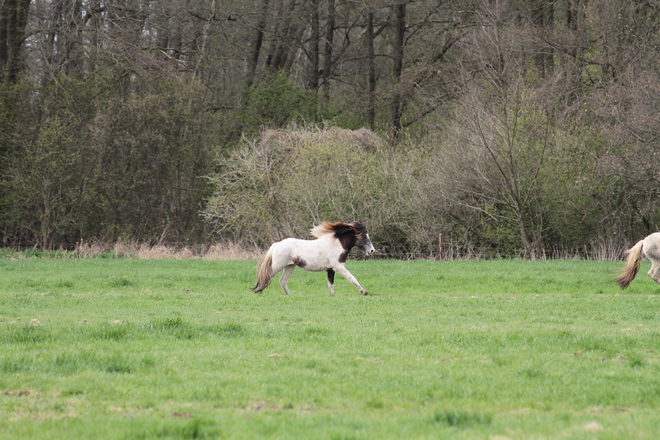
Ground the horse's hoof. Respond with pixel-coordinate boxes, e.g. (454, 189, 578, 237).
(363, 292, 371, 297)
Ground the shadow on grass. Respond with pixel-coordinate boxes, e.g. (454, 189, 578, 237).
(431, 410, 493, 428)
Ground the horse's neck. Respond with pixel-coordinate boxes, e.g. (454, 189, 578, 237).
(313, 234, 346, 252)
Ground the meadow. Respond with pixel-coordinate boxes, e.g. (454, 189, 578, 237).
(2, 256, 660, 439)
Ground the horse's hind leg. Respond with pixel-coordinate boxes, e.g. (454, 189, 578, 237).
(279, 264, 295, 294)
(648, 259, 660, 285)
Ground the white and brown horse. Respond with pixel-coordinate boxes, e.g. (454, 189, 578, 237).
(615, 232, 660, 289)
(253, 221, 375, 296)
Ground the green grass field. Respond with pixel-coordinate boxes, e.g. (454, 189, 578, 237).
(2, 257, 660, 439)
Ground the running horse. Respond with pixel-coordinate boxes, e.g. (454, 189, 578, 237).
(253, 221, 375, 296)
(615, 232, 660, 289)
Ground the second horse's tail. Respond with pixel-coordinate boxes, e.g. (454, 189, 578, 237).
(253, 247, 274, 293)
(614, 240, 644, 289)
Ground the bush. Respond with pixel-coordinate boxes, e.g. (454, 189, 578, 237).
(204, 125, 438, 256)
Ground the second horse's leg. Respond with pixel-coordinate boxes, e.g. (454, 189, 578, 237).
(648, 259, 660, 285)
(279, 264, 295, 294)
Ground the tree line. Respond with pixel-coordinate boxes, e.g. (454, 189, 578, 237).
(1, 0, 659, 258)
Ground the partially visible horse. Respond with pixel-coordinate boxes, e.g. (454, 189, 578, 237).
(615, 232, 660, 289)
(253, 221, 375, 296)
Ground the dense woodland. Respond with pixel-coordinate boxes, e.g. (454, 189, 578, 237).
(1, 0, 659, 258)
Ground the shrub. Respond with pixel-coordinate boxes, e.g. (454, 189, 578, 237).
(204, 125, 436, 256)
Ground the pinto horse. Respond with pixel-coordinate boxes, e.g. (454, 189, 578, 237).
(253, 221, 375, 296)
(615, 232, 660, 289)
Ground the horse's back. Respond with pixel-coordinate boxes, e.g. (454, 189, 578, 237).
(644, 233, 660, 261)
(271, 238, 302, 256)
(271, 237, 319, 260)
(645, 233, 660, 243)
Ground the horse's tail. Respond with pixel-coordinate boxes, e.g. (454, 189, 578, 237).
(253, 247, 274, 293)
(614, 240, 644, 289)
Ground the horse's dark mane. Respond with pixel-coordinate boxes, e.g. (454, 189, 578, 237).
(311, 221, 368, 263)
(311, 221, 366, 238)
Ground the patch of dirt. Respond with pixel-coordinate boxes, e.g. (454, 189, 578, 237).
(355, 356, 385, 364)
(172, 412, 193, 418)
(5, 389, 33, 397)
(247, 401, 280, 412)
(583, 421, 602, 432)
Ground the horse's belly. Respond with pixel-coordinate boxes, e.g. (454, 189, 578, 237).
(289, 253, 334, 272)
(298, 260, 329, 272)
(287, 255, 329, 272)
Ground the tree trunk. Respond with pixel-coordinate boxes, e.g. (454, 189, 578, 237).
(321, 0, 335, 112)
(268, 0, 298, 72)
(366, 11, 376, 130)
(194, 0, 217, 75)
(389, 3, 406, 145)
(532, 0, 554, 78)
(0, 0, 31, 84)
(247, 0, 270, 88)
(564, 0, 587, 103)
(516, 209, 539, 259)
(307, 0, 320, 91)
(0, 0, 30, 162)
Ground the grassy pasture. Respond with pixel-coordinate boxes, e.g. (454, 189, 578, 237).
(2, 257, 660, 439)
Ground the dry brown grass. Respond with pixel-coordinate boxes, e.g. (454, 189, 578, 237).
(1, 240, 263, 260)
(203, 243, 262, 261)
(111, 240, 261, 260)
(77, 241, 110, 258)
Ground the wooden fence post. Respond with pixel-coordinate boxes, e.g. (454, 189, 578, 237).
(439, 233, 443, 261)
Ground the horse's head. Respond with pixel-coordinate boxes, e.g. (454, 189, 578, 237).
(351, 222, 375, 256)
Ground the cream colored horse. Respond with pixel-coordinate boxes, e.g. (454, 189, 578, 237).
(615, 232, 660, 289)
(253, 221, 375, 296)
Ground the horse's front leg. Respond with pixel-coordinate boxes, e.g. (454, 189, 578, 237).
(334, 265, 370, 296)
(279, 265, 295, 294)
(326, 269, 335, 295)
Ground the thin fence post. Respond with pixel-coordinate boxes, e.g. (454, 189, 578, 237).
(438, 233, 443, 261)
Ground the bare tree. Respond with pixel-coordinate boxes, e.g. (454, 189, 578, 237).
(321, 0, 335, 110)
(366, 9, 376, 130)
(441, 0, 556, 258)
